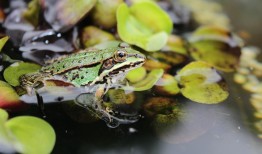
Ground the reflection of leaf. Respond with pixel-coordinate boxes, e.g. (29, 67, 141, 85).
(0, 81, 22, 110)
(126, 69, 164, 91)
(117, 1, 172, 51)
(189, 40, 241, 72)
(176, 61, 229, 104)
(4, 62, 41, 86)
(0, 36, 9, 52)
(6, 116, 56, 154)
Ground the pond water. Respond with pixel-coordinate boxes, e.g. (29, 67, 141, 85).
(1, 0, 262, 154)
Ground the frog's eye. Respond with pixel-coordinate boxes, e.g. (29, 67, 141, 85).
(114, 49, 127, 62)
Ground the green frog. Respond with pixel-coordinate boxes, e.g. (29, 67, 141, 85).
(19, 43, 145, 121)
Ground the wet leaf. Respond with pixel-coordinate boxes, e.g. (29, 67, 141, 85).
(189, 40, 241, 72)
(4, 62, 41, 86)
(0, 81, 23, 110)
(0, 36, 9, 52)
(117, 1, 172, 51)
(23, 0, 40, 27)
(20, 29, 75, 53)
(176, 61, 229, 104)
(91, 0, 123, 29)
(126, 69, 164, 91)
(126, 67, 147, 83)
(3, 9, 34, 31)
(154, 74, 180, 96)
(81, 26, 115, 48)
(6, 116, 56, 154)
(43, 0, 97, 32)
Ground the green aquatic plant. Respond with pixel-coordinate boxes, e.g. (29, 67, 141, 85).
(117, 1, 173, 51)
(0, 36, 9, 52)
(0, 108, 56, 154)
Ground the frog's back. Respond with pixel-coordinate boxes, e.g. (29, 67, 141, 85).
(41, 48, 116, 75)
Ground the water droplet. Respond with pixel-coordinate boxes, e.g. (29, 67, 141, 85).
(44, 40, 49, 44)
(57, 33, 62, 37)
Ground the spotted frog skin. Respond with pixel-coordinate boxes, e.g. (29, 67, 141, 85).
(20, 43, 145, 95)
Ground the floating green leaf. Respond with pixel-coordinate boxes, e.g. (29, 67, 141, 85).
(0, 81, 23, 110)
(188, 40, 241, 72)
(6, 116, 56, 154)
(126, 69, 164, 91)
(176, 61, 229, 104)
(0, 36, 9, 52)
(117, 1, 172, 51)
(4, 62, 41, 86)
(126, 67, 147, 83)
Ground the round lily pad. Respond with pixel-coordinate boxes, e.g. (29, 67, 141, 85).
(6, 116, 56, 154)
(176, 61, 229, 104)
(4, 62, 41, 86)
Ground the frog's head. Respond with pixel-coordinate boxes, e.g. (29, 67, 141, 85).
(99, 43, 146, 79)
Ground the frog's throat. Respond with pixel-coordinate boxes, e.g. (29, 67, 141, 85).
(90, 60, 144, 86)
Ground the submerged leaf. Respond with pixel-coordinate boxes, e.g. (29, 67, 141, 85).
(6, 116, 56, 154)
(0, 36, 9, 52)
(117, 1, 172, 51)
(176, 61, 229, 104)
(4, 62, 41, 86)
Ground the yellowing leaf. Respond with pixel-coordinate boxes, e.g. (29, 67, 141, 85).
(176, 61, 229, 104)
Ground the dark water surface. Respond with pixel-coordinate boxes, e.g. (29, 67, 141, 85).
(4, 0, 262, 154)
(50, 0, 262, 153)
